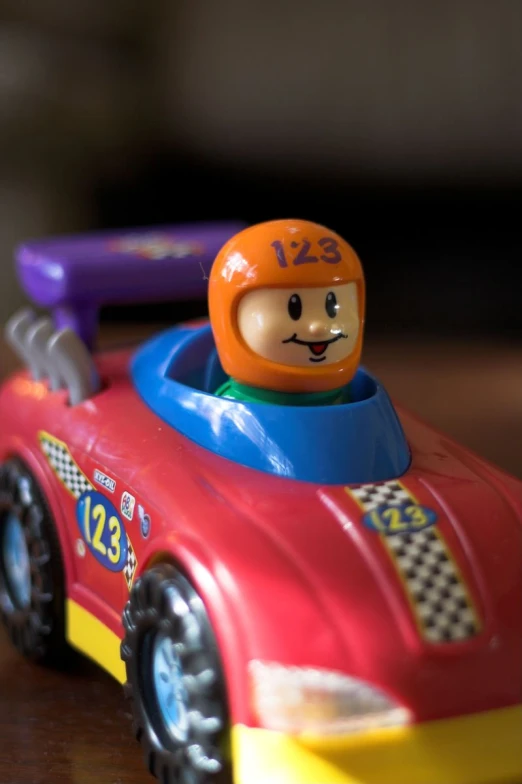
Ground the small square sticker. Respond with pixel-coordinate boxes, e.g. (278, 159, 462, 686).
(121, 491, 135, 521)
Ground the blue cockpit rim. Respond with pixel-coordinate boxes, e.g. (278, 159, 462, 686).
(131, 323, 411, 485)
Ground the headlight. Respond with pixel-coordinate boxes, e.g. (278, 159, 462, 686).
(249, 661, 411, 736)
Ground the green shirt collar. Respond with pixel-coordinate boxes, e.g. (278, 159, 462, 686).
(217, 378, 347, 406)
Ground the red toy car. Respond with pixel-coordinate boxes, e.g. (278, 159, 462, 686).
(0, 223, 521, 784)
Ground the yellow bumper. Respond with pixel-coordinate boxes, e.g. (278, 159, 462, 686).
(231, 706, 522, 784)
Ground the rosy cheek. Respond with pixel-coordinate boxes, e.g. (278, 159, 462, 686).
(242, 313, 284, 351)
(252, 311, 266, 331)
(259, 314, 290, 339)
(342, 313, 359, 333)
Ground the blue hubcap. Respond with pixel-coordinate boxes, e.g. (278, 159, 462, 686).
(152, 632, 190, 743)
(3, 513, 31, 609)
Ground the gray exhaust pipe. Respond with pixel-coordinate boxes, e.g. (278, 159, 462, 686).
(47, 328, 100, 405)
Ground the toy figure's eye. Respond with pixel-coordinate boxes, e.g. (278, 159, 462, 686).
(288, 294, 302, 320)
(325, 291, 337, 318)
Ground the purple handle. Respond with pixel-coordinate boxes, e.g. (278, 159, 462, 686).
(16, 222, 245, 348)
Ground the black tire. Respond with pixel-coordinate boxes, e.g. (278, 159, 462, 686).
(121, 564, 230, 784)
(0, 457, 68, 665)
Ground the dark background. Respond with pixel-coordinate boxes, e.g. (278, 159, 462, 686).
(99, 166, 522, 339)
(0, 0, 521, 340)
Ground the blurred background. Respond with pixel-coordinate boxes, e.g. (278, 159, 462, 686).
(1, 0, 522, 336)
(1, 0, 522, 475)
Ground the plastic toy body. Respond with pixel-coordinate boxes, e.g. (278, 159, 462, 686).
(0, 224, 521, 784)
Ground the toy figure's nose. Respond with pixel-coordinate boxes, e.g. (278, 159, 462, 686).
(308, 320, 329, 336)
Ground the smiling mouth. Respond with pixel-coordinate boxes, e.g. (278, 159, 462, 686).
(282, 333, 347, 362)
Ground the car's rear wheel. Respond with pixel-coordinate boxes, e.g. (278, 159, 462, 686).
(0, 457, 68, 664)
(121, 563, 230, 783)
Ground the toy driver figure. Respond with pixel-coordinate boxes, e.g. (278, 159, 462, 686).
(208, 219, 365, 405)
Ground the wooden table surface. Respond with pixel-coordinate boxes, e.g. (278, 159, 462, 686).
(1, 332, 521, 784)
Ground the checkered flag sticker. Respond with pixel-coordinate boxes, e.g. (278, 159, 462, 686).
(350, 480, 411, 513)
(385, 527, 479, 643)
(39, 431, 93, 499)
(123, 535, 138, 590)
(39, 430, 138, 591)
(347, 480, 481, 644)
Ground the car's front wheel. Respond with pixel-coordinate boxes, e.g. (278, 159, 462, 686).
(121, 563, 230, 783)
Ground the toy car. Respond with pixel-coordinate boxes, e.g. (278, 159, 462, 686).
(0, 223, 521, 784)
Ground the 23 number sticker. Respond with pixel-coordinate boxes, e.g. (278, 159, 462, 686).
(76, 490, 128, 571)
(363, 503, 437, 535)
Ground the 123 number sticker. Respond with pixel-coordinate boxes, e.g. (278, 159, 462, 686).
(363, 503, 437, 535)
(76, 490, 128, 571)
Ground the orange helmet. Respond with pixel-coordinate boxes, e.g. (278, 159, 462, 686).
(208, 219, 365, 393)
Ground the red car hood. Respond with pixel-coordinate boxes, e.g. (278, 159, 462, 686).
(204, 415, 522, 723)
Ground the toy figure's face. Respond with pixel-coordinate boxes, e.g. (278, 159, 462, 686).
(237, 283, 360, 367)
